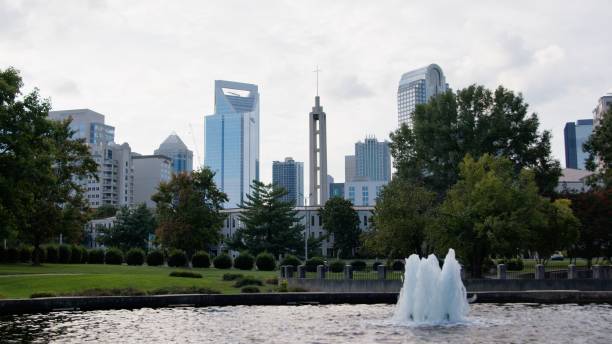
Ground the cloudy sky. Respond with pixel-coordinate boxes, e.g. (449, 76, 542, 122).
(2, 0, 611, 183)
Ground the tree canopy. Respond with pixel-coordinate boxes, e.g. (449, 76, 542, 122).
(320, 197, 360, 258)
(100, 204, 156, 251)
(584, 107, 612, 188)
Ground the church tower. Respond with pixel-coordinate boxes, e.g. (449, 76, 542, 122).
(309, 95, 328, 206)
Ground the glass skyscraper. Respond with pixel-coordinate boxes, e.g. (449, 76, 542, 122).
(272, 157, 304, 206)
(564, 119, 593, 170)
(355, 136, 391, 182)
(154, 133, 193, 174)
(205, 80, 259, 208)
(397, 64, 448, 126)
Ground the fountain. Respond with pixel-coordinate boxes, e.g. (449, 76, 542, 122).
(393, 249, 470, 324)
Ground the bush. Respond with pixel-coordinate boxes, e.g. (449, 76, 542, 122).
(233, 252, 255, 270)
(126, 248, 145, 266)
(146, 250, 164, 266)
(372, 261, 383, 271)
(305, 256, 325, 272)
(329, 260, 345, 273)
(88, 248, 105, 264)
(45, 245, 58, 263)
(392, 260, 405, 271)
(265, 277, 279, 285)
(58, 244, 72, 263)
(191, 251, 211, 268)
(6, 247, 19, 263)
(481, 258, 496, 273)
(30, 292, 57, 298)
(499, 258, 524, 271)
(70, 245, 82, 264)
(351, 260, 366, 271)
(222, 273, 244, 281)
(241, 286, 260, 293)
(280, 255, 301, 269)
(167, 249, 188, 267)
(104, 248, 124, 265)
(233, 276, 263, 288)
(169, 271, 202, 278)
(213, 253, 232, 269)
(19, 245, 33, 263)
(255, 252, 276, 271)
(80, 247, 89, 263)
(149, 286, 220, 295)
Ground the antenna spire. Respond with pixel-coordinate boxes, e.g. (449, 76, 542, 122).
(313, 66, 322, 96)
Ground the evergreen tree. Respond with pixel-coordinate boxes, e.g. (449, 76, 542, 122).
(320, 197, 360, 258)
(100, 204, 156, 251)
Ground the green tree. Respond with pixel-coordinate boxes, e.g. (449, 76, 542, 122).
(320, 197, 360, 258)
(100, 204, 156, 251)
(365, 179, 436, 258)
(390, 85, 561, 197)
(0, 67, 97, 264)
(152, 168, 227, 254)
(584, 107, 612, 188)
(92, 204, 118, 219)
(228, 181, 304, 257)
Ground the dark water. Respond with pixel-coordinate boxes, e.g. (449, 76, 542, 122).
(1, 303, 611, 343)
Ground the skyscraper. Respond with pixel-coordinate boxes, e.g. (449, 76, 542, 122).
(593, 92, 612, 127)
(272, 157, 304, 206)
(355, 136, 391, 182)
(132, 154, 172, 207)
(309, 95, 328, 206)
(154, 133, 193, 174)
(397, 64, 448, 126)
(205, 80, 260, 208)
(564, 119, 594, 170)
(345, 155, 356, 182)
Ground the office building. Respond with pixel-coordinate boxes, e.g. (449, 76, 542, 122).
(330, 183, 345, 198)
(355, 136, 391, 181)
(593, 92, 612, 127)
(564, 119, 593, 170)
(397, 64, 448, 126)
(48, 109, 115, 144)
(345, 155, 356, 182)
(154, 133, 193, 174)
(205, 80, 260, 208)
(309, 95, 328, 206)
(272, 157, 304, 206)
(344, 180, 386, 206)
(132, 154, 172, 207)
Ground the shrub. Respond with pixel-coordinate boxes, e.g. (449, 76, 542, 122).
(167, 249, 188, 267)
(255, 252, 276, 271)
(305, 256, 325, 272)
(265, 277, 279, 285)
(68, 288, 145, 297)
(392, 260, 405, 271)
(70, 245, 82, 264)
(191, 251, 211, 268)
(280, 255, 301, 269)
(233, 276, 263, 288)
(372, 261, 383, 271)
(6, 247, 19, 263)
(104, 248, 123, 265)
(169, 271, 202, 278)
(329, 260, 345, 273)
(58, 244, 72, 263)
(213, 253, 232, 269)
(88, 248, 105, 264)
(222, 273, 244, 281)
(126, 248, 145, 266)
(481, 258, 496, 273)
(233, 252, 255, 270)
(351, 260, 366, 271)
(149, 286, 220, 295)
(146, 250, 164, 266)
(30, 292, 57, 298)
(19, 245, 33, 263)
(45, 245, 59, 263)
(80, 247, 89, 263)
(241, 286, 260, 293)
(499, 258, 524, 271)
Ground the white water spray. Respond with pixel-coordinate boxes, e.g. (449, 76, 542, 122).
(392, 249, 469, 324)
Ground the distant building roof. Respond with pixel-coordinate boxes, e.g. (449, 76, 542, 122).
(559, 168, 593, 183)
(158, 133, 189, 151)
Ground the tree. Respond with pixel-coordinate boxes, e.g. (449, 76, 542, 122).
(389, 85, 561, 197)
(152, 168, 227, 254)
(431, 154, 542, 277)
(92, 204, 118, 219)
(320, 197, 360, 258)
(584, 107, 612, 188)
(0, 67, 97, 264)
(365, 179, 436, 258)
(227, 181, 304, 257)
(100, 204, 156, 251)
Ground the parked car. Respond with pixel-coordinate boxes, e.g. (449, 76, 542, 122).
(550, 253, 564, 261)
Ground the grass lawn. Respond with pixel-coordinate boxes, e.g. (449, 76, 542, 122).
(0, 263, 278, 299)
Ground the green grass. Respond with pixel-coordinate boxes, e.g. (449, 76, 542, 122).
(0, 263, 277, 299)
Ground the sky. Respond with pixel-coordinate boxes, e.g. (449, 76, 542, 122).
(1, 0, 611, 184)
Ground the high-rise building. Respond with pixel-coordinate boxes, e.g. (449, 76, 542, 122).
(132, 154, 172, 207)
(272, 157, 304, 206)
(345, 155, 356, 182)
(309, 95, 328, 206)
(154, 133, 193, 174)
(564, 119, 593, 170)
(593, 92, 612, 127)
(330, 183, 345, 198)
(205, 80, 260, 208)
(49, 109, 134, 208)
(397, 64, 448, 126)
(355, 136, 391, 181)
(344, 180, 386, 206)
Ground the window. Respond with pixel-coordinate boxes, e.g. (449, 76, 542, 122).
(311, 215, 315, 226)
(318, 215, 322, 226)
(363, 215, 368, 225)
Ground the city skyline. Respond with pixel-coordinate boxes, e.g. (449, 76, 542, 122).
(2, 1, 612, 184)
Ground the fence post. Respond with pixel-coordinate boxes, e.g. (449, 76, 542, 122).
(377, 265, 387, 280)
(280, 265, 286, 278)
(497, 264, 507, 279)
(317, 265, 326, 279)
(535, 264, 545, 279)
(567, 264, 577, 279)
(344, 265, 353, 280)
(593, 265, 602, 280)
(286, 265, 294, 278)
(297, 265, 306, 279)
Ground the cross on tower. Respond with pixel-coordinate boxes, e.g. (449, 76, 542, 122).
(313, 66, 322, 96)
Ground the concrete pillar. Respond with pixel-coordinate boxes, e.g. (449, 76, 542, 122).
(535, 264, 545, 280)
(568, 264, 577, 279)
(377, 265, 387, 280)
(344, 265, 353, 280)
(593, 265, 602, 280)
(316, 265, 326, 279)
(297, 265, 306, 279)
(497, 264, 507, 280)
(280, 265, 286, 278)
(286, 265, 294, 278)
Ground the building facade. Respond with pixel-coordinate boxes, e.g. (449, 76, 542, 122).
(344, 179, 387, 206)
(556, 168, 593, 194)
(564, 119, 593, 170)
(330, 182, 345, 198)
(397, 64, 448, 127)
(154, 133, 193, 174)
(345, 155, 356, 182)
(355, 136, 391, 182)
(272, 157, 304, 206)
(205, 80, 260, 208)
(132, 154, 172, 207)
(593, 92, 612, 127)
